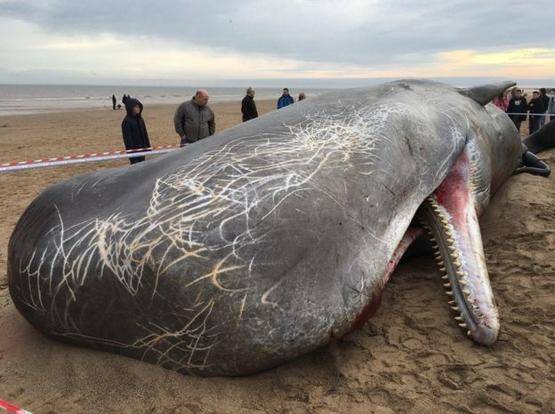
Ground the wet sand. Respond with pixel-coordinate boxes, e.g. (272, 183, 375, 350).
(0, 101, 553, 413)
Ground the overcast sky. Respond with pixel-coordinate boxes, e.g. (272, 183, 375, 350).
(0, 0, 553, 85)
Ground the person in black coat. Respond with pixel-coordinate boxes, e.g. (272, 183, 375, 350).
(539, 88, 549, 127)
(112, 94, 117, 110)
(506, 89, 528, 133)
(121, 98, 151, 165)
(241, 87, 258, 122)
(528, 91, 546, 134)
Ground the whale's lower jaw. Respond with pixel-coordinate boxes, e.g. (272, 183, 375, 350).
(416, 150, 499, 345)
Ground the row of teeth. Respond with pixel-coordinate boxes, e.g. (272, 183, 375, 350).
(422, 196, 482, 337)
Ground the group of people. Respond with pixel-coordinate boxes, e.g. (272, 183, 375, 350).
(111, 94, 133, 110)
(120, 87, 306, 165)
(241, 87, 306, 122)
(120, 84, 554, 166)
(493, 87, 554, 134)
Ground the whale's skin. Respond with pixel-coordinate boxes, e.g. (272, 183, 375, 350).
(8, 80, 522, 376)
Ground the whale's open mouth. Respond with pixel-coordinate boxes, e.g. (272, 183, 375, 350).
(416, 150, 499, 345)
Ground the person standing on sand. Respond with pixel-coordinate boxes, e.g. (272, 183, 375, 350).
(528, 91, 546, 134)
(112, 94, 117, 110)
(173, 89, 215, 146)
(121, 98, 151, 165)
(547, 93, 555, 123)
(539, 88, 549, 127)
(277, 88, 294, 109)
(241, 87, 258, 122)
(507, 89, 528, 133)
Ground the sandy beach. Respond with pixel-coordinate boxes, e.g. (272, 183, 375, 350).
(0, 100, 553, 413)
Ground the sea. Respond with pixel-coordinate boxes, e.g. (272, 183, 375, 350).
(0, 84, 332, 116)
(2, 79, 553, 116)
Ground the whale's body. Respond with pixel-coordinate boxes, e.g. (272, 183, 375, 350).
(8, 80, 524, 376)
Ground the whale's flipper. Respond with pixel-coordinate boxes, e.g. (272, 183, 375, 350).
(515, 150, 551, 177)
(418, 151, 499, 345)
(523, 119, 555, 154)
(459, 81, 516, 105)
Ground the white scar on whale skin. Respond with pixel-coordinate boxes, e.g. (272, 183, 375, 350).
(16, 103, 438, 370)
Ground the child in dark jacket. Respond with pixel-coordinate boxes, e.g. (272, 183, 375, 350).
(122, 98, 151, 164)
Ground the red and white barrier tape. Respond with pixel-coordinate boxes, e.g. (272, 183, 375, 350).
(0, 144, 183, 173)
(0, 399, 32, 414)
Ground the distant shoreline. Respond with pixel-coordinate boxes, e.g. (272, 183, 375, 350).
(0, 84, 328, 117)
(0, 100, 276, 120)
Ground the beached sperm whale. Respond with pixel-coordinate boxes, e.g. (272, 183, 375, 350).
(7, 80, 552, 376)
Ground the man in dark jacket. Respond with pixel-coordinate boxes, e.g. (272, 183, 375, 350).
(277, 88, 294, 109)
(173, 89, 216, 146)
(121, 98, 151, 165)
(112, 94, 117, 110)
(528, 91, 546, 134)
(539, 88, 549, 127)
(507, 89, 528, 133)
(241, 87, 258, 122)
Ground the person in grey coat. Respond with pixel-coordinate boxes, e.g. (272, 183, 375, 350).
(174, 89, 216, 146)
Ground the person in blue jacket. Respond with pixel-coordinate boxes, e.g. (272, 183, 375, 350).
(277, 88, 294, 109)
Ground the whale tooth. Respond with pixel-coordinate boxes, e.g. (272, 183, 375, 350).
(443, 282, 451, 288)
(448, 300, 455, 305)
(459, 279, 467, 286)
(446, 290, 453, 296)
(455, 316, 463, 321)
(462, 288, 471, 296)
(467, 330, 472, 336)
(442, 275, 449, 280)
(458, 323, 467, 328)
(451, 306, 459, 311)
(437, 260, 444, 266)
(439, 266, 446, 272)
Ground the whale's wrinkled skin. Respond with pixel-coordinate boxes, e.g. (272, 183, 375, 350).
(8, 80, 529, 376)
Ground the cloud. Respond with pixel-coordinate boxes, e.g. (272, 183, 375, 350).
(0, 0, 554, 83)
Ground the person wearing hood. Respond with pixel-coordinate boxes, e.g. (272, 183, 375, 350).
(121, 98, 151, 165)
